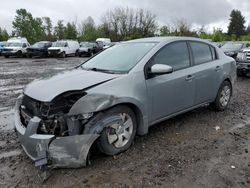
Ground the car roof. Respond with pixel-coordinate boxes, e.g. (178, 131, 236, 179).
(125, 36, 212, 44)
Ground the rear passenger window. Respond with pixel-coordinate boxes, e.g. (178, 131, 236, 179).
(190, 42, 212, 65)
(153, 42, 190, 71)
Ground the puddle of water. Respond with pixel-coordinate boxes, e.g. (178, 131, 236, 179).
(0, 150, 21, 159)
(0, 109, 14, 131)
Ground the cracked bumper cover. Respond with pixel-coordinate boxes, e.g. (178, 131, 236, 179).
(14, 97, 99, 168)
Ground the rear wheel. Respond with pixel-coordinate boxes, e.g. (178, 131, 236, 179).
(85, 106, 137, 155)
(212, 81, 232, 111)
(4, 55, 9, 58)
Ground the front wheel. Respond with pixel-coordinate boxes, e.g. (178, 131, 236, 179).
(85, 106, 137, 155)
(212, 81, 232, 111)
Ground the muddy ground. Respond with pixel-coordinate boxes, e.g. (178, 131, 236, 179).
(0, 56, 249, 188)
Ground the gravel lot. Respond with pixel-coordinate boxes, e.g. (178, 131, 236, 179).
(0, 56, 249, 188)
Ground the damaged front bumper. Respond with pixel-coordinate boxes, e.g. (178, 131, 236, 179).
(14, 96, 99, 168)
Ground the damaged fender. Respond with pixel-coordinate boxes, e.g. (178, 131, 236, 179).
(68, 93, 117, 116)
(15, 102, 99, 168)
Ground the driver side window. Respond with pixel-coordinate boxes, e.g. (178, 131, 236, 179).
(152, 42, 190, 71)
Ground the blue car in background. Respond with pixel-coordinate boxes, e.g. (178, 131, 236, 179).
(0, 41, 7, 55)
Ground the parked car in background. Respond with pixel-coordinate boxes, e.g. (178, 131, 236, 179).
(96, 38, 111, 47)
(103, 42, 118, 50)
(221, 41, 250, 59)
(78, 41, 102, 57)
(0, 41, 6, 55)
(236, 47, 250, 76)
(213, 42, 225, 48)
(14, 37, 236, 169)
(2, 37, 30, 58)
(27, 41, 52, 58)
(48, 40, 79, 58)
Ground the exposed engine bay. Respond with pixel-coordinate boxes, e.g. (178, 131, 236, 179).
(20, 92, 90, 137)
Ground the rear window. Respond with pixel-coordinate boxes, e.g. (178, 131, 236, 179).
(190, 42, 213, 65)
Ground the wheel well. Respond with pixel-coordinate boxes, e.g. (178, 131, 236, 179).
(106, 103, 145, 135)
(224, 78, 232, 87)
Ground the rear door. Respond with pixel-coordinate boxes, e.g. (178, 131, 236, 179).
(188, 41, 221, 104)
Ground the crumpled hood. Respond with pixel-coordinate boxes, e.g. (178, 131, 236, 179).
(24, 69, 120, 102)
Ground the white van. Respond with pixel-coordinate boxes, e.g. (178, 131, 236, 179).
(96, 38, 111, 47)
(48, 40, 80, 57)
(2, 37, 30, 58)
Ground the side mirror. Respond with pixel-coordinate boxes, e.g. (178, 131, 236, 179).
(149, 64, 173, 75)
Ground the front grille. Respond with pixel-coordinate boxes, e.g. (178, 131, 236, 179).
(3, 48, 13, 52)
(246, 52, 250, 61)
(49, 49, 60, 54)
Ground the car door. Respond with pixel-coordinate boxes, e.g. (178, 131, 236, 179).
(188, 41, 221, 104)
(146, 41, 196, 122)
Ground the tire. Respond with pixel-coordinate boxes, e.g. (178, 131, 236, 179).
(75, 50, 79, 57)
(212, 81, 232, 111)
(85, 106, 137, 155)
(4, 55, 9, 58)
(61, 52, 66, 58)
(17, 51, 22, 58)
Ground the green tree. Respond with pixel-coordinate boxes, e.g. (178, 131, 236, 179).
(79, 16, 99, 41)
(12, 9, 34, 42)
(32, 17, 45, 42)
(0, 27, 9, 41)
(246, 23, 250, 34)
(64, 22, 78, 39)
(160, 26, 170, 36)
(228, 10, 246, 38)
(54, 20, 65, 40)
(42, 17, 54, 41)
(12, 9, 47, 43)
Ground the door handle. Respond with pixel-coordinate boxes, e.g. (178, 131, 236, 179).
(215, 66, 222, 71)
(185, 75, 195, 81)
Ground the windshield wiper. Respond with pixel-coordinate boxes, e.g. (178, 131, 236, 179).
(81, 66, 125, 74)
(90, 68, 119, 74)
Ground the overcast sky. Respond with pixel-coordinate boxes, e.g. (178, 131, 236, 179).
(1, 0, 250, 33)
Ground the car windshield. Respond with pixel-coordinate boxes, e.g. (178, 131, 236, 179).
(6, 42, 22, 47)
(52, 42, 66, 47)
(32, 42, 46, 48)
(0, 42, 6, 46)
(221, 43, 243, 51)
(81, 42, 157, 73)
(80, 43, 93, 47)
